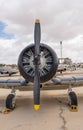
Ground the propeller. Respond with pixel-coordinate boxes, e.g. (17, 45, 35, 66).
(34, 19, 41, 110)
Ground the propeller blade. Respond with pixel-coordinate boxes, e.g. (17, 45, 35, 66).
(34, 19, 41, 51)
(34, 66, 40, 110)
(34, 19, 41, 110)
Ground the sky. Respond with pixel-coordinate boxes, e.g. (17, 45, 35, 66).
(0, 0, 83, 64)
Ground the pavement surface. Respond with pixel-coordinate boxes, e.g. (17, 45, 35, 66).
(0, 89, 83, 130)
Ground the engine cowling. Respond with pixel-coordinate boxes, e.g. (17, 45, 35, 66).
(18, 43, 59, 83)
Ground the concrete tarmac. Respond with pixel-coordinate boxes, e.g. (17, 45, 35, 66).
(0, 89, 83, 130)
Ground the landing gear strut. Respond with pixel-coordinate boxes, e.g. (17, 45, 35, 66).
(6, 87, 16, 110)
(68, 85, 78, 112)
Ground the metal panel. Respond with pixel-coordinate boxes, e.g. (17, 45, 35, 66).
(51, 77, 83, 85)
(0, 79, 28, 86)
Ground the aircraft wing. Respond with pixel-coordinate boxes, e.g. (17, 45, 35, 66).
(51, 76, 83, 88)
(0, 79, 29, 86)
(7, 70, 18, 76)
(0, 76, 83, 90)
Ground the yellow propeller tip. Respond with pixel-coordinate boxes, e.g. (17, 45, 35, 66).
(34, 105, 40, 110)
(35, 19, 40, 23)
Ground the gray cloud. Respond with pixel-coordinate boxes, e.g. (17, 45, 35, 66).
(0, 0, 83, 40)
(0, 0, 83, 64)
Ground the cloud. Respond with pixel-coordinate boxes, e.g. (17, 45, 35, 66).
(0, 0, 83, 64)
(1, 0, 83, 39)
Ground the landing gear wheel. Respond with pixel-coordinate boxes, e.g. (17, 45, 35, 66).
(68, 91, 78, 105)
(68, 91, 78, 111)
(6, 94, 16, 110)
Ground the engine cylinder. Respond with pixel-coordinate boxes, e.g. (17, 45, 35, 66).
(18, 43, 58, 83)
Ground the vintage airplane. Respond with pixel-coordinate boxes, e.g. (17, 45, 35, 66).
(0, 19, 83, 111)
(0, 67, 18, 76)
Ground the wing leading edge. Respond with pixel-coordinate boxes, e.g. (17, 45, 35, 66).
(51, 77, 83, 86)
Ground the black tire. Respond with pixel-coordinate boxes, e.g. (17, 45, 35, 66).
(6, 94, 16, 109)
(68, 91, 78, 106)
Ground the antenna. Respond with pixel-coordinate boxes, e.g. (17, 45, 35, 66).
(60, 41, 62, 64)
